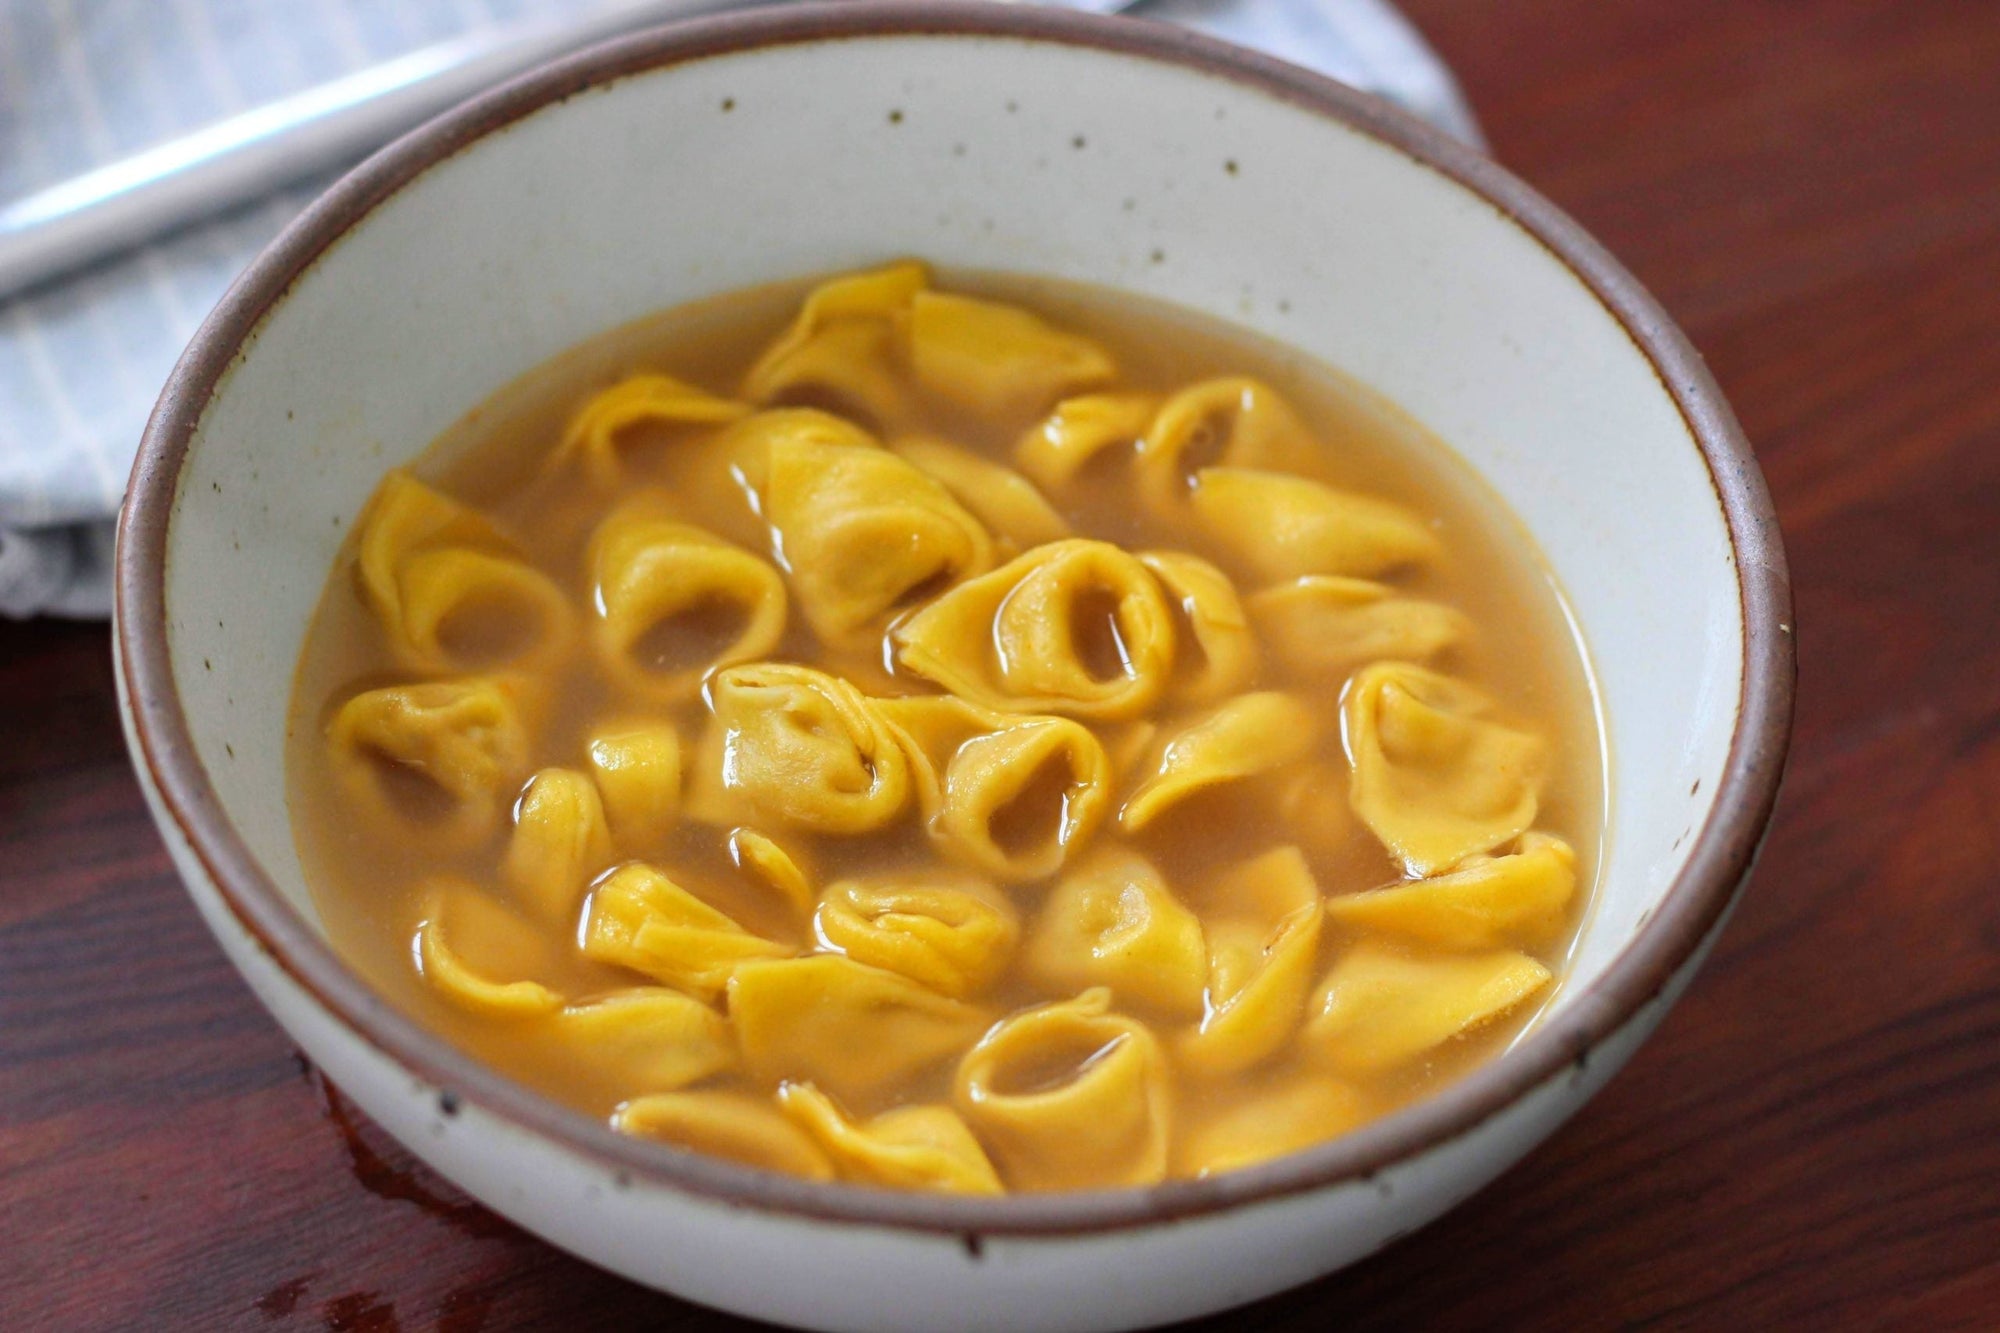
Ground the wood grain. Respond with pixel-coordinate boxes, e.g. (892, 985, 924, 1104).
(5, 0, 1998, 1326)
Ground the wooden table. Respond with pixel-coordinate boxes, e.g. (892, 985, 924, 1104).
(6, 1, 1998, 1327)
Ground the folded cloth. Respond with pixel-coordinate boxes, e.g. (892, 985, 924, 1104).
(0, 0, 1479, 620)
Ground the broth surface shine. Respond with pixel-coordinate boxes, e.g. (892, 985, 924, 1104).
(288, 264, 1605, 1193)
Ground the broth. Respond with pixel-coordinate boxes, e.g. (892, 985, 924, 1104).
(287, 264, 1604, 1193)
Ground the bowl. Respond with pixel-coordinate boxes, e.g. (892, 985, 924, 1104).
(113, 4, 1794, 1329)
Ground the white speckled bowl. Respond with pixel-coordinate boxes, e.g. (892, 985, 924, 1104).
(114, 5, 1793, 1330)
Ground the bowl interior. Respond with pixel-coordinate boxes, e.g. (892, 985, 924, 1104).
(150, 26, 1742, 1067)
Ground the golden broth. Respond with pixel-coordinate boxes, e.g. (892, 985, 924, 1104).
(287, 264, 1604, 1193)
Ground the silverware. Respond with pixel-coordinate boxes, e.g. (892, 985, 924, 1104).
(0, 0, 1136, 302)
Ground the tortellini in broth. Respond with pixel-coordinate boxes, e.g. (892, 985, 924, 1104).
(293, 265, 1597, 1197)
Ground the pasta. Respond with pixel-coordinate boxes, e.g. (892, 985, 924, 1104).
(293, 263, 1600, 1196)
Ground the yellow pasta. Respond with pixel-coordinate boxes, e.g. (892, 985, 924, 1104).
(412, 876, 563, 1017)
(693, 663, 913, 835)
(1304, 943, 1552, 1075)
(729, 955, 993, 1103)
(777, 1083, 1005, 1195)
(905, 289, 1115, 420)
(741, 260, 928, 428)
(1248, 575, 1469, 679)
(327, 676, 533, 849)
(1135, 377, 1319, 512)
(581, 862, 791, 999)
(614, 1090, 836, 1181)
(758, 414, 994, 648)
(585, 719, 682, 852)
(1120, 692, 1320, 832)
(1137, 551, 1258, 705)
(894, 539, 1176, 720)
(1344, 662, 1548, 875)
(1014, 392, 1158, 492)
(555, 989, 737, 1096)
(295, 266, 1600, 1196)
(890, 434, 1072, 552)
(1190, 467, 1441, 582)
(550, 373, 751, 489)
(812, 872, 1019, 999)
(501, 766, 614, 926)
(1325, 832, 1577, 950)
(1024, 850, 1207, 1018)
(956, 989, 1171, 1191)
(586, 493, 787, 701)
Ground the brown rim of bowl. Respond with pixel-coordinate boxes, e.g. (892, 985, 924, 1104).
(116, 0, 1794, 1237)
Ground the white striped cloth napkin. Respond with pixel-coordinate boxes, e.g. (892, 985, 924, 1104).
(0, 0, 1479, 619)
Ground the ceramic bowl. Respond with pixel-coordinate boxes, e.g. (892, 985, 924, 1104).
(114, 4, 1793, 1329)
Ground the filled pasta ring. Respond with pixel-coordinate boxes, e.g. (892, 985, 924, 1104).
(1120, 692, 1320, 832)
(549, 373, 751, 489)
(1190, 467, 1441, 583)
(1134, 376, 1319, 513)
(1024, 849, 1207, 1018)
(1014, 392, 1158, 492)
(326, 675, 533, 850)
(581, 862, 791, 999)
(889, 435, 1072, 553)
(777, 1083, 1004, 1195)
(587, 494, 787, 702)
(1343, 662, 1548, 875)
(812, 871, 1019, 999)
(354, 472, 570, 675)
(585, 719, 683, 853)
(1325, 831, 1577, 950)
(955, 987, 1171, 1191)
(755, 415, 994, 649)
(613, 1090, 836, 1180)
(554, 988, 738, 1097)
(501, 766, 614, 927)
(1304, 942, 1551, 1075)
(894, 538, 1176, 721)
(741, 261, 928, 429)
(692, 663, 914, 835)
(904, 289, 1115, 421)
(1175, 1074, 1368, 1178)
(1136, 551, 1258, 706)
(1248, 575, 1469, 679)
(726, 827, 816, 919)
(411, 875, 563, 1017)
(1177, 847, 1324, 1077)
(729, 955, 994, 1103)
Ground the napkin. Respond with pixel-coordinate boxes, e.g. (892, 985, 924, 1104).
(0, 0, 1480, 619)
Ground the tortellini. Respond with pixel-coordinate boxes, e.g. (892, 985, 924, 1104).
(1248, 576, 1469, 679)
(550, 373, 751, 489)
(1343, 662, 1548, 875)
(890, 435, 1072, 552)
(812, 872, 1019, 998)
(1325, 833, 1577, 950)
(956, 988, 1171, 1190)
(502, 766, 613, 925)
(895, 539, 1176, 720)
(906, 289, 1115, 420)
(308, 267, 1595, 1197)
(356, 472, 572, 674)
(741, 261, 927, 427)
(1120, 692, 1320, 832)
(327, 676, 533, 848)
(694, 664, 913, 835)
(581, 862, 791, 999)
(587, 493, 787, 701)
(777, 1083, 1004, 1195)
(1190, 467, 1441, 583)
(758, 413, 994, 647)
(1304, 943, 1552, 1075)
(729, 956, 993, 1103)
(1025, 850, 1207, 1018)
(615, 1090, 836, 1181)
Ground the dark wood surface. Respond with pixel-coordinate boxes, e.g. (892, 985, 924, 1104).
(5, 1, 1998, 1327)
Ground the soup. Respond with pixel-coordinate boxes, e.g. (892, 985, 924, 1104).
(288, 263, 1603, 1194)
